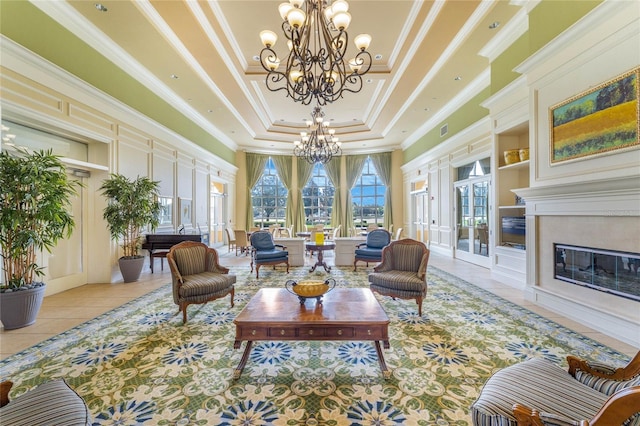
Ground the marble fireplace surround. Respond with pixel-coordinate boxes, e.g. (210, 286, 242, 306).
(515, 176, 640, 346)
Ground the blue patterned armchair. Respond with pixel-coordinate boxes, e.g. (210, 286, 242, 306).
(250, 230, 289, 279)
(167, 241, 235, 323)
(354, 229, 392, 271)
(471, 352, 640, 426)
(368, 238, 430, 316)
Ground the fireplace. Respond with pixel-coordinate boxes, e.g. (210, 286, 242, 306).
(554, 244, 640, 301)
(514, 176, 640, 346)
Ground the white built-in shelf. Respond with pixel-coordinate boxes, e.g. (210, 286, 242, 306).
(498, 159, 529, 171)
(498, 205, 526, 210)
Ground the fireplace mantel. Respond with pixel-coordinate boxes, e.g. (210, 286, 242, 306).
(512, 176, 640, 217)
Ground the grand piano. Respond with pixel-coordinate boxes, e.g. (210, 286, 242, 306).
(142, 234, 202, 273)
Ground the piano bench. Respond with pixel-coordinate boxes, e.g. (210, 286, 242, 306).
(150, 250, 169, 273)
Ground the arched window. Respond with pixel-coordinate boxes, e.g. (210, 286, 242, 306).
(302, 163, 335, 226)
(351, 156, 385, 228)
(251, 157, 287, 227)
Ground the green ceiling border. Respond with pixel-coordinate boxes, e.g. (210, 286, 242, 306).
(403, 87, 491, 163)
(528, 0, 602, 53)
(0, 1, 235, 165)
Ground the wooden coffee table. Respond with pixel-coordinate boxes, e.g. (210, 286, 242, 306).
(233, 287, 391, 379)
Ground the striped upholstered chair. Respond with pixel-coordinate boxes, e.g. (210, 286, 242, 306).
(368, 238, 430, 316)
(0, 379, 91, 425)
(167, 241, 235, 323)
(471, 352, 640, 426)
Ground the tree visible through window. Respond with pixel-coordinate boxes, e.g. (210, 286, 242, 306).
(251, 157, 287, 227)
(351, 157, 385, 227)
(302, 163, 334, 226)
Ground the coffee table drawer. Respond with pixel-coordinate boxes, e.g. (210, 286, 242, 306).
(326, 327, 355, 338)
(237, 326, 268, 339)
(354, 326, 387, 340)
(268, 327, 296, 338)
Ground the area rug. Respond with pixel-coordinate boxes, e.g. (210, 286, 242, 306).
(0, 265, 630, 425)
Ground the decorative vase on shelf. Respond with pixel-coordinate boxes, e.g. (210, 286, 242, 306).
(503, 149, 520, 165)
(519, 148, 529, 161)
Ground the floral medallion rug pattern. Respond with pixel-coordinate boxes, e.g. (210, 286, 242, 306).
(0, 265, 630, 425)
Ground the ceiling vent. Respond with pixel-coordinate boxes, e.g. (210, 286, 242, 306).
(440, 123, 448, 137)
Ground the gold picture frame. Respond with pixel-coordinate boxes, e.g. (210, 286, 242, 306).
(549, 67, 639, 164)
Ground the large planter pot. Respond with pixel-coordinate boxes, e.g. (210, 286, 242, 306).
(118, 256, 146, 283)
(0, 284, 46, 330)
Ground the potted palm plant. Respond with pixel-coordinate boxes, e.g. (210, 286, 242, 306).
(0, 148, 80, 329)
(100, 174, 161, 283)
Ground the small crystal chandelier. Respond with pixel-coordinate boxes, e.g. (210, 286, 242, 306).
(259, 0, 372, 106)
(294, 106, 342, 163)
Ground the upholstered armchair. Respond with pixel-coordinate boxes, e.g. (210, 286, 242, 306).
(250, 230, 289, 279)
(368, 238, 430, 316)
(471, 352, 640, 426)
(354, 229, 392, 270)
(166, 241, 235, 323)
(0, 379, 91, 425)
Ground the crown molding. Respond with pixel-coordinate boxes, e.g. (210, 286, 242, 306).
(29, 0, 238, 151)
(401, 67, 491, 150)
(1, 36, 238, 175)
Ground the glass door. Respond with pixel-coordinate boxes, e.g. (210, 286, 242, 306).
(454, 177, 490, 266)
(209, 181, 225, 247)
(410, 180, 428, 243)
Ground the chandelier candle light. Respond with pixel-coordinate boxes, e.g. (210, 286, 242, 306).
(259, 0, 372, 106)
(294, 106, 342, 164)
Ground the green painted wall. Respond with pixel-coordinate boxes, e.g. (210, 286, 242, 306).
(0, 1, 235, 165)
(404, 87, 491, 163)
(529, 0, 601, 53)
(491, 32, 530, 94)
(402, 0, 602, 165)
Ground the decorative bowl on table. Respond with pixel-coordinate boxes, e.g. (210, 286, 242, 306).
(285, 278, 336, 304)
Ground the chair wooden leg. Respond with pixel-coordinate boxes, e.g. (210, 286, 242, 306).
(229, 288, 235, 308)
(181, 303, 188, 324)
(256, 265, 260, 279)
(416, 297, 423, 317)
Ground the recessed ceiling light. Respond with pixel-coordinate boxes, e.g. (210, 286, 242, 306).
(489, 21, 500, 29)
(253, 55, 260, 61)
(170, 74, 179, 79)
(95, 3, 108, 12)
(454, 76, 462, 81)
(207, 109, 213, 113)
(424, 107, 430, 112)
(366, 79, 373, 84)
(374, 54, 383, 60)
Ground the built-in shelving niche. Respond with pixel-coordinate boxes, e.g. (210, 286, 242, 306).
(555, 244, 640, 301)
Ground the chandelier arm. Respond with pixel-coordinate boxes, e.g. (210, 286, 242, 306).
(259, 0, 372, 105)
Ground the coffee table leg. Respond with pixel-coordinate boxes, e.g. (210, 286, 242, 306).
(234, 340, 253, 379)
(374, 341, 391, 379)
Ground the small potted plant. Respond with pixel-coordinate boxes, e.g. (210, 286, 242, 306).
(100, 174, 161, 282)
(0, 148, 80, 329)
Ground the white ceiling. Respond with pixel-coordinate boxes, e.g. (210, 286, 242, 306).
(36, 0, 526, 156)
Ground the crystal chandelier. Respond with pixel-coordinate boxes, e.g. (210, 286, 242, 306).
(259, 0, 372, 106)
(294, 106, 342, 163)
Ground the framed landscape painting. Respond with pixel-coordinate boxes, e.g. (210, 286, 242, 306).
(549, 67, 639, 164)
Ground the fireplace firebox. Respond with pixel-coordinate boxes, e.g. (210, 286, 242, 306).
(554, 244, 640, 301)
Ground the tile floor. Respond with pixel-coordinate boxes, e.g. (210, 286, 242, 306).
(1, 247, 637, 360)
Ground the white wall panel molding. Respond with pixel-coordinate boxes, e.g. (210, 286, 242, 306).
(1, 36, 237, 176)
